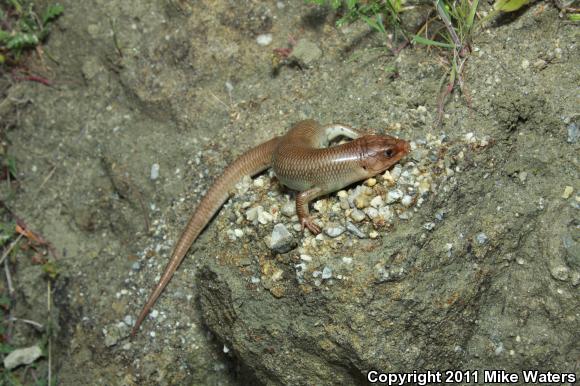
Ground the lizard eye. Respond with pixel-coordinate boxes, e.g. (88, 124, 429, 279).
(384, 148, 394, 157)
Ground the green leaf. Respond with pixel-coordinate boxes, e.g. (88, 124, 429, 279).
(568, 13, 580, 21)
(466, 0, 479, 30)
(6, 156, 16, 176)
(346, 0, 357, 10)
(6, 32, 39, 49)
(43, 4, 64, 25)
(412, 34, 455, 48)
(494, 0, 529, 12)
(361, 14, 387, 34)
(0, 30, 10, 43)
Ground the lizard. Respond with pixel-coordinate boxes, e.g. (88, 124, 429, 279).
(131, 119, 410, 335)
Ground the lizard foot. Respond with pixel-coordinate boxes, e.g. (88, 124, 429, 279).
(300, 216, 321, 235)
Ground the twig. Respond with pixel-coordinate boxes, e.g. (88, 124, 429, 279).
(4, 257, 14, 294)
(0, 233, 23, 266)
(35, 165, 57, 197)
(8, 316, 44, 330)
(209, 90, 230, 111)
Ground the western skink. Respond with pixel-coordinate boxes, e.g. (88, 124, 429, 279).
(131, 119, 410, 335)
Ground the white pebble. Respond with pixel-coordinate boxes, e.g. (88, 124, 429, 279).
(350, 208, 366, 222)
(365, 207, 379, 219)
(321, 266, 332, 279)
(150, 163, 160, 180)
(386, 189, 403, 204)
(401, 195, 413, 207)
(342, 257, 353, 264)
(256, 34, 273, 46)
(258, 210, 273, 224)
(370, 195, 384, 208)
(324, 226, 345, 238)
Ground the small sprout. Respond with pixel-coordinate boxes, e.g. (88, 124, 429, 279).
(42, 261, 59, 280)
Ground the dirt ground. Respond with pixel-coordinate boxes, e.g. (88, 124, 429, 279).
(0, 0, 578, 385)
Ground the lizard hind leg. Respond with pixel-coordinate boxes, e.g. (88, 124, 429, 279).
(319, 124, 363, 147)
(296, 187, 323, 235)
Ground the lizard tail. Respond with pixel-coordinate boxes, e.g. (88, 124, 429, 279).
(132, 136, 281, 335)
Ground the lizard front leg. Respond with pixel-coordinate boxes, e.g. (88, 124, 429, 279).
(296, 187, 323, 235)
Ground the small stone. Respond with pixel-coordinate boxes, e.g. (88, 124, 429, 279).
(256, 34, 272, 46)
(345, 221, 366, 238)
(292, 40, 322, 66)
(324, 225, 345, 238)
(269, 223, 296, 253)
(339, 196, 350, 210)
(103, 322, 130, 347)
(370, 195, 384, 208)
(342, 257, 353, 264)
(354, 195, 369, 209)
(246, 206, 263, 222)
(567, 122, 578, 143)
(386, 189, 403, 204)
(124, 315, 134, 326)
(423, 222, 435, 231)
(390, 165, 402, 180)
(562, 186, 573, 199)
(550, 265, 569, 281)
(234, 228, 244, 238)
(521, 59, 529, 69)
(401, 195, 413, 207)
(131, 262, 141, 271)
(418, 180, 431, 194)
(476, 233, 488, 245)
(365, 207, 379, 219)
(382, 170, 395, 185)
(321, 266, 332, 279)
(150, 163, 160, 180)
(365, 178, 377, 187)
(4, 345, 43, 370)
(369, 230, 379, 239)
(464, 132, 476, 143)
(350, 208, 366, 222)
(398, 211, 412, 220)
(533, 59, 547, 69)
(300, 254, 312, 262)
(258, 210, 273, 224)
(281, 201, 296, 217)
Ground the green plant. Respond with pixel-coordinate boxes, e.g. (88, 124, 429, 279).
(306, 0, 535, 124)
(306, 0, 410, 51)
(0, 0, 63, 64)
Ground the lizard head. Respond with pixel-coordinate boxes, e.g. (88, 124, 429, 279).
(359, 134, 410, 175)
